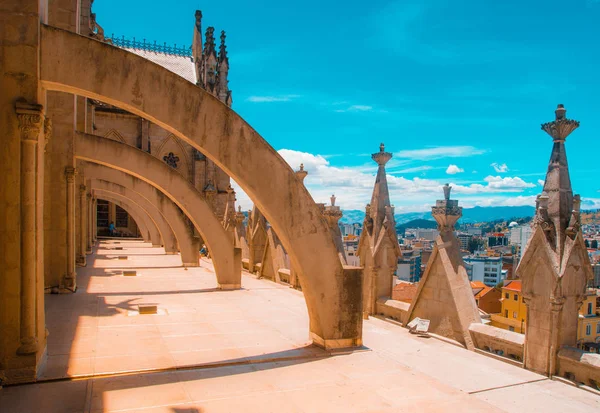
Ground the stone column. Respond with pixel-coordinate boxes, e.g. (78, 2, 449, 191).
(92, 197, 97, 242)
(86, 191, 93, 253)
(64, 167, 77, 291)
(77, 184, 87, 266)
(15, 101, 43, 355)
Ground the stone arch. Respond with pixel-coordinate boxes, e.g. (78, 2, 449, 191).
(95, 195, 161, 248)
(87, 166, 202, 267)
(103, 128, 126, 143)
(40, 26, 362, 346)
(91, 187, 183, 260)
(155, 134, 192, 179)
(74, 132, 241, 289)
(95, 190, 178, 256)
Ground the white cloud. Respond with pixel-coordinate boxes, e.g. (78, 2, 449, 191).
(391, 165, 433, 174)
(246, 94, 300, 103)
(491, 162, 509, 173)
(395, 146, 485, 160)
(538, 179, 545, 186)
(446, 164, 464, 175)
(482, 176, 536, 190)
(334, 104, 374, 113)
(231, 149, 538, 212)
(464, 195, 537, 208)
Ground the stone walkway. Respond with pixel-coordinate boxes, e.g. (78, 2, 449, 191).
(0, 240, 598, 412)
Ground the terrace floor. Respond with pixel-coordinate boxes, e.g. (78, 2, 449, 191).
(0, 239, 598, 412)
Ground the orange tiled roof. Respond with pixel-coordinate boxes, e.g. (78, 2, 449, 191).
(392, 282, 418, 303)
(470, 281, 494, 299)
(503, 280, 522, 292)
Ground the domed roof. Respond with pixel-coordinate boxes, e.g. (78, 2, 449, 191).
(508, 221, 519, 228)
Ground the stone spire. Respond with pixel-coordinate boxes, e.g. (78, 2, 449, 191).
(358, 143, 400, 318)
(406, 185, 480, 349)
(517, 104, 592, 376)
(192, 10, 203, 80)
(200, 27, 218, 93)
(538, 104, 579, 258)
(323, 194, 346, 265)
(368, 143, 393, 238)
(217, 30, 232, 106)
(222, 184, 237, 240)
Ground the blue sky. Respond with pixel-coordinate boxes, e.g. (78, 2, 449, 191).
(95, 0, 600, 212)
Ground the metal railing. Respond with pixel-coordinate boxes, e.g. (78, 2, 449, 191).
(108, 34, 192, 57)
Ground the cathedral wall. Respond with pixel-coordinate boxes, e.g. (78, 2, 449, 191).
(94, 112, 140, 148)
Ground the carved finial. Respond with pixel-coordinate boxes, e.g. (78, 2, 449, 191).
(555, 104, 566, 120)
(295, 163, 308, 183)
(541, 104, 579, 142)
(238, 205, 242, 213)
(204, 27, 216, 54)
(372, 142, 392, 166)
(538, 191, 549, 209)
(219, 30, 228, 61)
(443, 183, 451, 201)
(330, 194, 336, 206)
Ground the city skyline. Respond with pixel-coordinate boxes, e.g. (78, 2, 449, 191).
(95, 0, 600, 211)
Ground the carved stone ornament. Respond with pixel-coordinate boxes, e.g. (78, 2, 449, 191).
(163, 152, 180, 168)
(15, 100, 44, 142)
(43, 117, 52, 152)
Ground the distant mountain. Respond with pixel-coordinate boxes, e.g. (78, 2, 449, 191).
(396, 219, 437, 235)
(339, 205, 535, 225)
(460, 206, 535, 223)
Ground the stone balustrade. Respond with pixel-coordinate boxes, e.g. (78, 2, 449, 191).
(557, 347, 600, 390)
(469, 323, 524, 363)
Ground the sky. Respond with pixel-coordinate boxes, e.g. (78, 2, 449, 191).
(94, 0, 600, 212)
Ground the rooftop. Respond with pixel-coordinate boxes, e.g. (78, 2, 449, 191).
(504, 280, 523, 292)
(1, 240, 597, 412)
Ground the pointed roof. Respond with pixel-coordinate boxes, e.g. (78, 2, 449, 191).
(369, 143, 393, 235)
(541, 104, 578, 240)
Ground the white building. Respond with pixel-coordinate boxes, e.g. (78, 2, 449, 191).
(510, 224, 532, 264)
(415, 228, 439, 241)
(463, 254, 504, 287)
(456, 233, 473, 251)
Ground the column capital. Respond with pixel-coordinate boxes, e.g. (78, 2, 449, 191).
(15, 100, 44, 143)
(79, 184, 87, 194)
(65, 167, 77, 182)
